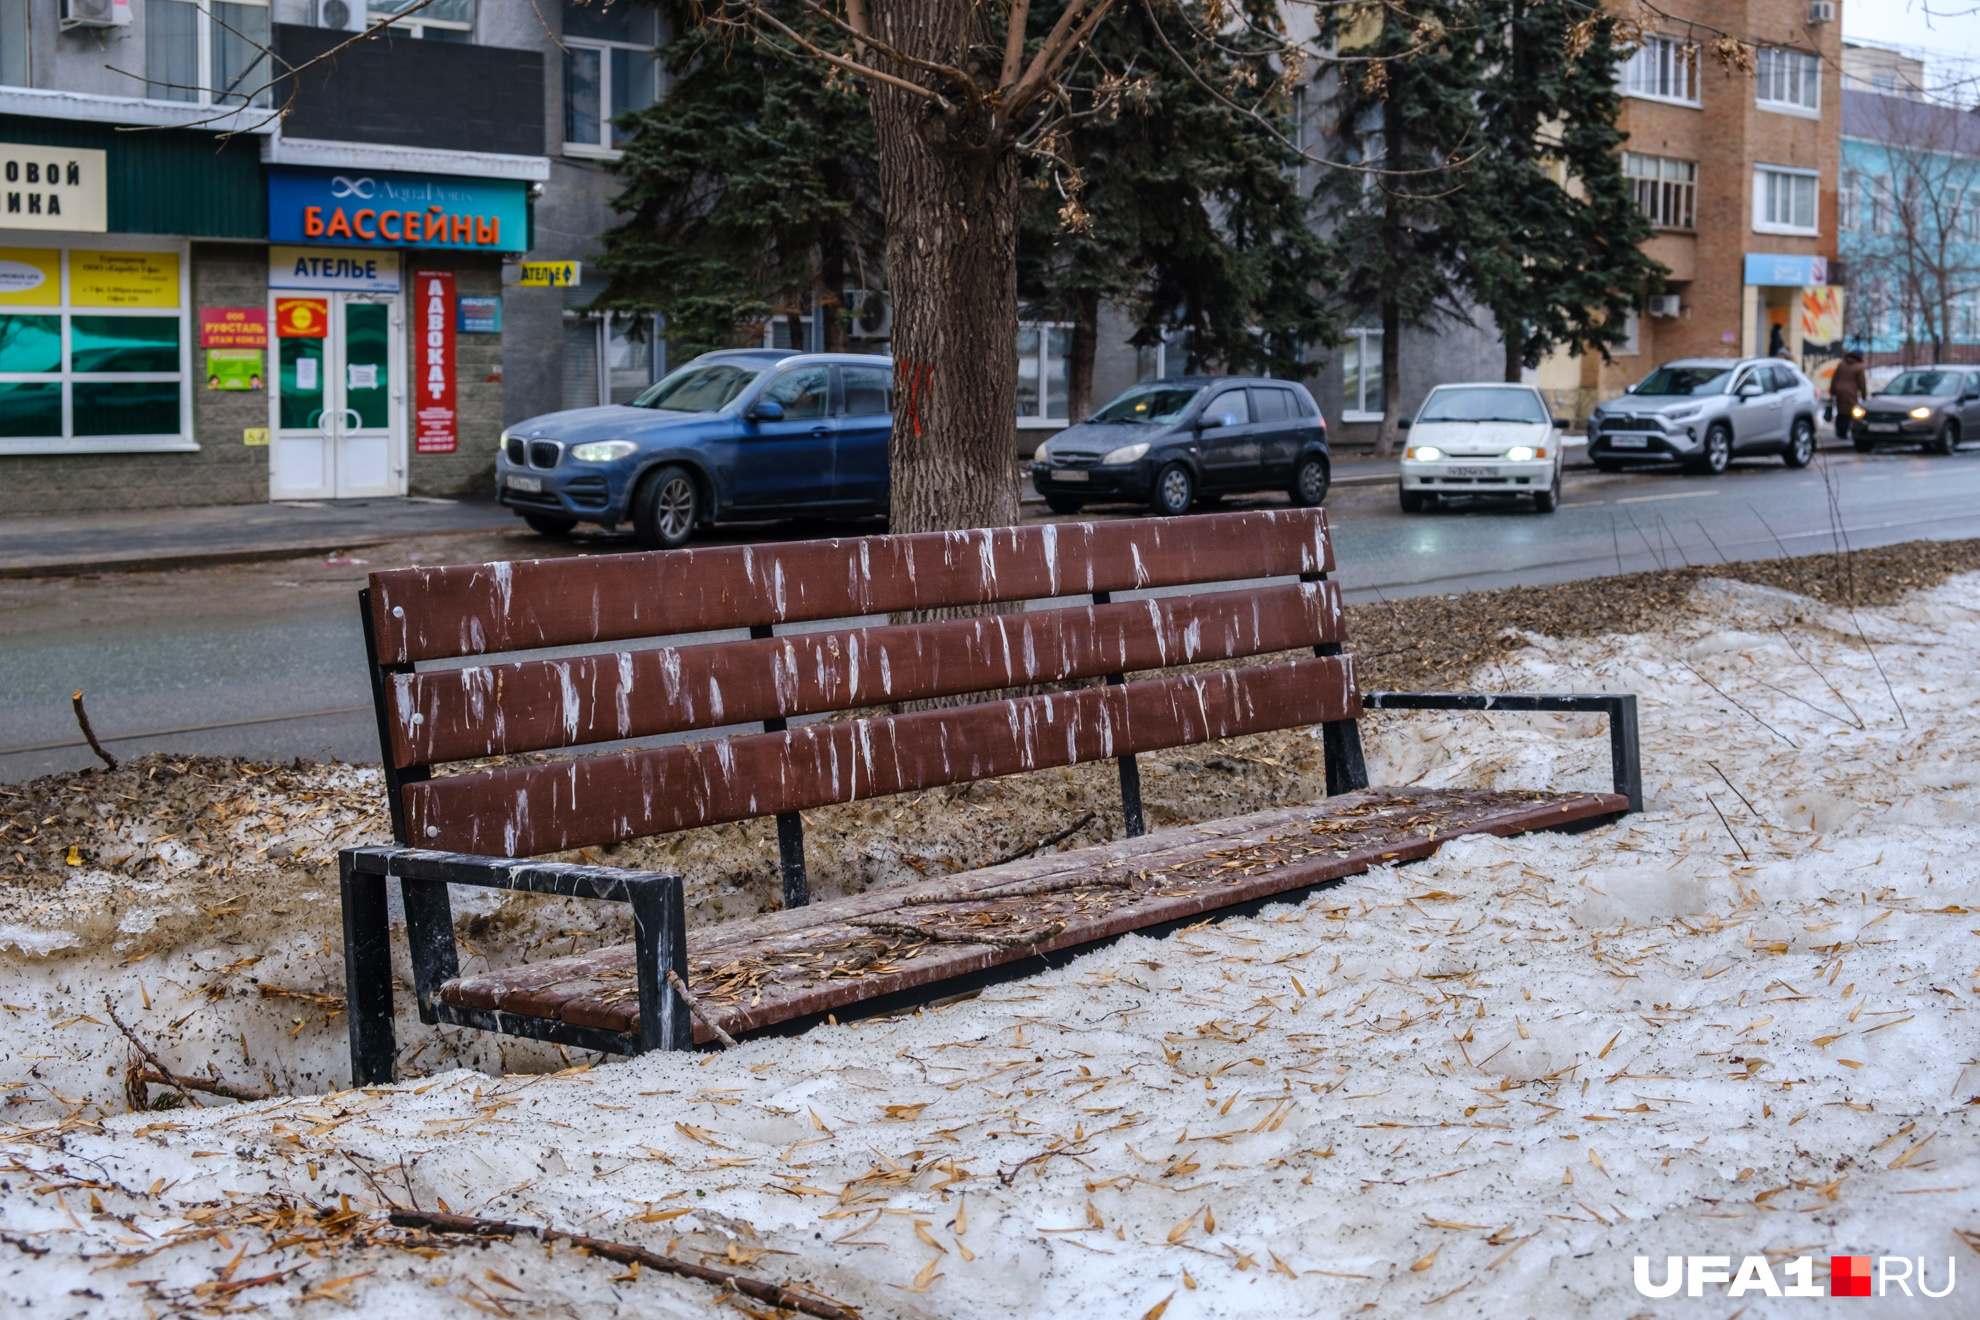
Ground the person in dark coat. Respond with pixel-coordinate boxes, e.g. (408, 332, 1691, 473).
(1831, 351, 1868, 441)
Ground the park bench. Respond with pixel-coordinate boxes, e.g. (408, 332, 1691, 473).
(338, 508, 1640, 1085)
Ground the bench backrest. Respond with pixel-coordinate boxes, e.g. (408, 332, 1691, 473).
(361, 509, 1358, 859)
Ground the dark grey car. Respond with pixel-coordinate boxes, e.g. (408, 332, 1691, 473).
(1031, 377, 1331, 516)
(1851, 367, 1980, 455)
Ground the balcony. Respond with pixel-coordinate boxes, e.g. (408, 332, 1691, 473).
(273, 25, 544, 160)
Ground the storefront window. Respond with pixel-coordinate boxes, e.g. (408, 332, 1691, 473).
(0, 247, 192, 455)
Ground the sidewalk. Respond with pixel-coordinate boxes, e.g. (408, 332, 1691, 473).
(0, 496, 517, 579)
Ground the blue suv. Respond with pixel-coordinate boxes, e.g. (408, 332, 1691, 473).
(495, 349, 894, 547)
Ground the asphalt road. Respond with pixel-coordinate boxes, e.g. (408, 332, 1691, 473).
(6, 442, 1979, 785)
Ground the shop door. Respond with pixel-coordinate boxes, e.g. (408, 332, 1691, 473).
(270, 292, 404, 500)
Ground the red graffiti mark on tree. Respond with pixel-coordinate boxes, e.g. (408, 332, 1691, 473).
(896, 358, 935, 440)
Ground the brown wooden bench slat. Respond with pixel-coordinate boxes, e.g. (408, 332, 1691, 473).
(437, 786, 1625, 1042)
(368, 509, 1336, 664)
(404, 654, 1358, 856)
(386, 580, 1346, 768)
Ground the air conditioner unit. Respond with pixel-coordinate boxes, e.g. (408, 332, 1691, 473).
(1807, 1, 1835, 23)
(317, 0, 359, 29)
(845, 289, 891, 339)
(60, 0, 131, 29)
(1647, 294, 1683, 319)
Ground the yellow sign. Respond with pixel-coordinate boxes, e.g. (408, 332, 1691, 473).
(243, 427, 270, 447)
(0, 246, 59, 306)
(71, 249, 179, 308)
(516, 260, 580, 288)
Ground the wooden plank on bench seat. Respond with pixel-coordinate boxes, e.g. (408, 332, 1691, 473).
(437, 786, 1626, 1045)
(387, 581, 1345, 768)
(368, 509, 1337, 664)
(404, 654, 1359, 857)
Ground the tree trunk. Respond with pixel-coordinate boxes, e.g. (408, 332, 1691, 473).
(1503, 316, 1523, 383)
(1373, 92, 1405, 458)
(869, 2, 1022, 535)
(1069, 288, 1100, 422)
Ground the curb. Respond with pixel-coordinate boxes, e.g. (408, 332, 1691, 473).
(0, 519, 516, 581)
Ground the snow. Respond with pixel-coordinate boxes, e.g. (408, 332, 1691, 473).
(3, 573, 1977, 1317)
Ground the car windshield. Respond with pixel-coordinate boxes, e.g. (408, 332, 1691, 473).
(1090, 385, 1204, 424)
(1632, 366, 1734, 396)
(632, 363, 763, 412)
(1881, 370, 1958, 396)
(1417, 387, 1546, 424)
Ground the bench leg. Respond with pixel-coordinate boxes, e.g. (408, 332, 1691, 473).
(774, 810, 809, 909)
(339, 851, 398, 1086)
(629, 875, 693, 1052)
(1323, 718, 1370, 796)
(1116, 753, 1146, 837)
(400, 876, 460, 1025)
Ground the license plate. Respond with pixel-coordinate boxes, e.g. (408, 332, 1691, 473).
(1445, 466, 1499, 478)
(506, 475, 542, 493)
(1609, 434, 1650, 449)
(1052, 468, 1089, 483)
(1867, 424, 1897, 433)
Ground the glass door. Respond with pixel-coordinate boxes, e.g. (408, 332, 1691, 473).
(268, 290, 403, 500)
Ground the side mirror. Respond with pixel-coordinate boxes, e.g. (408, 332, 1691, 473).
(746, 399, 784, 422)
(1203, 411, 1238, 429)
(1397, 417, 1412, 430)
(1553, 416, 1571, 429)
(1736, 382, 1762, 399)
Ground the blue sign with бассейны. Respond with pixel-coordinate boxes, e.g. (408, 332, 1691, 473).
(267, 167, 529, 253)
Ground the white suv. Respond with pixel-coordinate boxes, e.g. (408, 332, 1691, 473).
(1398, 383, 1567, 513)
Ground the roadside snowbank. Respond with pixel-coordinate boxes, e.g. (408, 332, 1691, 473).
(2, 573, 1976, 1317)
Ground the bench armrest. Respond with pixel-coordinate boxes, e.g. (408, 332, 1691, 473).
(1360, 691, 1641, 815)
(337, 845, 692, 1084)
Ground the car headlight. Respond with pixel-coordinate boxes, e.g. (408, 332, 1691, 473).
(571, 440, 638, 462)
(498, 430, 513, 458)
(1407, 445, 1443, 461)
(1032, 443, 1051, 464)
(1909, 406, 1933, 419)
(1851, 405, 1865, 418)
(1101, 442, 1149, 465)
(1505, 445, 1537, 462)
(1666, 406, 1701, 422)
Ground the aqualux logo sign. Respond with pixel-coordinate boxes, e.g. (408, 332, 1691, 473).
(1634, 1255, 1957, 1299)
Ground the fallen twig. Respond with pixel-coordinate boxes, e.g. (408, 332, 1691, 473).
(1704, 761, 1765, 824)
(1678, 661, 1797, 748)
(1702, 793, 1750, 861)
(996, 1144, 1094, 1186)
(906, 871, 1130, 906)
(71, 690, 117, 771)
(850, 917, 1067, 952)
(387, 1208, 859, 1320)
(104, 994, 269, 1104)
(665, 970, 738, 1049)
(985, 810, 1097, 868)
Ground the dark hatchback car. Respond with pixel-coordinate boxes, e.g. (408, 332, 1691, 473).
(495, 349, 893, 547)
(1030, 377, 1331, 516)
(1850, 366, 1980, 455)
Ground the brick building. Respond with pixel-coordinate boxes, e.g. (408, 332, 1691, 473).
(1536, 0, 1845, 419)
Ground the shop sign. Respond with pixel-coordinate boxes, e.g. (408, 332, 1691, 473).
(267, 168, 529, 253)
(1744, 253, 1828, 287)
(206, 348, 265, 391)
(458, 294, 501, 334)
(0, 247, 59, 304)
(413, 269, 457, 454)
(268, 245, 402, 293)
(200, 307, 269, 349)
(514, 260, 580, 287)
(71, 250, 178, 308)
(276, 297, 329, 339)
(1, 143, 108, 233)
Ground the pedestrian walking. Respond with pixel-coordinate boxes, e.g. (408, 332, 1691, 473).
(1830, 351, 1867, 441)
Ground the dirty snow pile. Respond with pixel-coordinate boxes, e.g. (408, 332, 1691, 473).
(2, 573, 1978, 1318)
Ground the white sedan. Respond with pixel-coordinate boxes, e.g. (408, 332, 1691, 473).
(1398, 383, 1567, 513)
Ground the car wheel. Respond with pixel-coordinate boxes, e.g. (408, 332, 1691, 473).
(1290, 455, 1331, 507)
(1782, 417, 1816, 468)
(1149, 463, 1195, 517)
(1044, 495, 1085, 516)
(1398, 483, 1427, 514)
(633, 465, 699, 549)
(522, 512, 577, 537)
(1691, 423, 1732, 475)
(1533, 468, 1561, 513)
(1933, 418, 1961, 455)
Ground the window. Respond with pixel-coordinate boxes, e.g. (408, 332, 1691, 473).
(1, 0, 27, 89)
(1622, 152, 1696, 229)
(1342, 328, 1383, 421)
(0, 245, 192, 456)
(1838, 169, 1859, 231)
(563, 0, 659, 153)
(146, 0, 271, 106)
(1622, 35, 1699, 106)
(1251, 387, 1291, 422)
(1204, 389, 1249, 426)
(1756, 46, 1820, 114)
(841, 364, 892, 417)
(761, 365, 830, 420)
(1617, 309, 1641, 357)
(1870, 174, 1893, 234)
(369, 0, 474, 41)
(1135, 327, 1190, 382)
(1016, 320, 1070, 425)
(561, 311, 661, 407)
(1754, 166, 1818, 235)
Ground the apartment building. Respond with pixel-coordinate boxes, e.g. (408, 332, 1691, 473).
(0, 0, 661, 515)
(1537, 0, 1845, 417)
